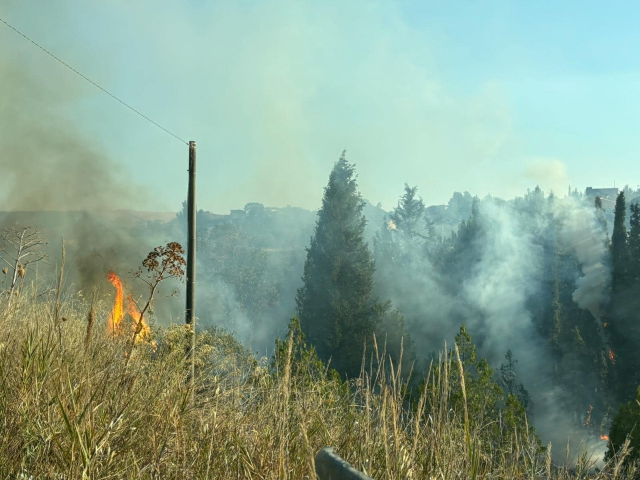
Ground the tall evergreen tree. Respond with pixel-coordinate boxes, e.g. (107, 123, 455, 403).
(373, 218, 399, 296)
(629, 202, 640, 283)
(606, 386, 640, 468)
(595, 195, 603, 209)
(423, 216, 440, 258)
(594, 196, 611, 252)
(608, 191, 640, 401)
(624, 202, 640, 395)
(499, 350, 532, 411)
(448, 198, 483, 277)
(296, 152, 384, 377)
(611, 191, 628, 290)
(389, 184, 426, 238)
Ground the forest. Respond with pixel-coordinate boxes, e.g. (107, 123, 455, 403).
(1, 152, 640, 477)
(4, 1, 640, 476)
(173, 152, 640, 463)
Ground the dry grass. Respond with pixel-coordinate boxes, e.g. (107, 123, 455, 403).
(0, 287, 636, 479)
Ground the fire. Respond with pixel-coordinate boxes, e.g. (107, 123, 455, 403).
(584, 405, 593, 426)
(604, 322, 608, 327)
(107, 271, 124, 334)
(106, 272, 155, 349)
(127, 294, 152, 344)
(600, 434, 610, 441)
(609, 348, 616, 364)
(388, 220, 397, 230)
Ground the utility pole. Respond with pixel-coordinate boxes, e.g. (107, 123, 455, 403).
(186, 141, 197, 390)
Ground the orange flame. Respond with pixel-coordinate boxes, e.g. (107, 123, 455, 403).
(127, 294, 153, 345)
(609, 348, 616, 364)
(106, 272, 156, 350)
(388, 220, 397, 231)
(600, 434, 610, 441)
(107, 271, 124, 334)
(584, 405, 593, 426)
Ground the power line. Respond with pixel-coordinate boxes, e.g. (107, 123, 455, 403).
(0, 16, 188, 145)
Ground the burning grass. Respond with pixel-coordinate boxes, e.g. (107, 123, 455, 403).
(0, 289, 636, 479)
(106, 271, 153, 345)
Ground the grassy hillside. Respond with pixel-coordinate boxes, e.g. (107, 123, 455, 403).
(0, 289, 636, 479)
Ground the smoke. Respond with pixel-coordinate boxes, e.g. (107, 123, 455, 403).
(461, 200, 543, 361)
(0, 53, 184, 311)
(0, 53, 147, 212)
(0, 42, 302, 342)
(462, 198, 607, 463)
(525, 158, 570, 196)
(554, 197, 610, 322)
(378, 191, 613, 463)
(0, 2, 619, 463)
(1, 0, 519, 212)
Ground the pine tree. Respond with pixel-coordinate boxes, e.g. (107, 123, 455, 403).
(544, 208, 611, 425)
(271, 317, 330, 383)
(606, 386, 640, 467)
(608, 191, 639, 401)
(423, 216, 439, 258)
(389, 184, 426, 239)
(629, 202, 640, 284)
(499, 350, 532, 411)
(611, 191, 628, 290)
(373, 218, 397, 265)
(627, 203, 640, 330)
(595, 196, 609, 246)
(549, 267, 563, 354)
(373, 218, 399, 298)
(447, 198, 483, 281)
(296, 152, 382, 377)
(450, 326, 531, 440)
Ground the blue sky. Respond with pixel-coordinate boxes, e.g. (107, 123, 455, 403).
(1, 0, 639, 212)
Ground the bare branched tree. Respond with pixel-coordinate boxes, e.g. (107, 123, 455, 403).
(1, 226, 47, 300)
(127, 242, 186, 355)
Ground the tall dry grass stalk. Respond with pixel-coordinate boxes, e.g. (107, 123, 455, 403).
(84, 288, 97, 352)
(53, 237, 65, 346)
(0, 288, 636, 478)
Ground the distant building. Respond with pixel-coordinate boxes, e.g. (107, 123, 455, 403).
(229, 209, 246, 221)
(585, 187, 619, 199)
(426, 205, 447, 217)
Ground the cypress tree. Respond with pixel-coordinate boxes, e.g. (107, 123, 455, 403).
(296, 152, 381, 377)
(629, 202, 640, 284)
(611, 191, 628, 290)
(625, 203, 640, 393)
(373, 218, 399, 296)
(595, 195, 603, 210)
(608, 191, 640, 401)
(595, 196, 610, 247)
(549, 268, 563, 355)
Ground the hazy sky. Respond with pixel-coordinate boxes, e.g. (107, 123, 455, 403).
(2, 0, 639, 212)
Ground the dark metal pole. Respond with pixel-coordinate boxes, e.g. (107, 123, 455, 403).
(186, 141, 197, 387)
(315, 447, 373, 480)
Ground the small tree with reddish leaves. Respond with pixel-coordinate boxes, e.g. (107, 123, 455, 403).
(128, 242, 186, 352)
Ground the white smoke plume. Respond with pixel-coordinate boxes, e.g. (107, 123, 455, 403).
(554, 197, 611, 323)
(383, 192, 613, 463)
